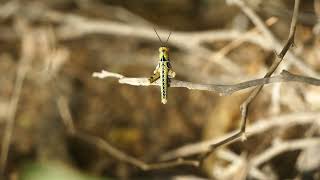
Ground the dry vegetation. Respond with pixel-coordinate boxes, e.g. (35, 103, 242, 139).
(0, 0, 320, 179)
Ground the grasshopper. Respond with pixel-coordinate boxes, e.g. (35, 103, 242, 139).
(149, 28, 176, 104)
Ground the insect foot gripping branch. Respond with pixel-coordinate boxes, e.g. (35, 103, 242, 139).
(149, 28, 175, 104)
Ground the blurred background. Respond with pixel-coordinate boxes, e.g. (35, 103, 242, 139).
(0, 0, 319, 179)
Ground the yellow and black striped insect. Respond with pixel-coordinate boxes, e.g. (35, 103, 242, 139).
(149, 28, 176, 104)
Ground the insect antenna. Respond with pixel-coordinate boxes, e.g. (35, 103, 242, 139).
(165, 31, 172, 45)
(153, 28, 164, 45)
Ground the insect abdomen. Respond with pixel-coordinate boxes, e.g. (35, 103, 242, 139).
(160, 62, 168, 104)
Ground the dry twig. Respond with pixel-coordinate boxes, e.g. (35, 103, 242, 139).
(57, 96, 199, 171)
(0, 1, 315, 77)
(0, 1, 267, 51)
(161, 112, 319, 160)
(92, 70, 320, 96)
(0, 21, 34, 174)
(251, 138, 320, 168)
(200, 0, 301, 161)
(74, 133, 199, 170)
(0, 1, 270, 75)
(228, 0, 319, 77)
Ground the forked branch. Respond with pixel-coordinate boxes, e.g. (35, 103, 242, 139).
(201, 0, 301, 161)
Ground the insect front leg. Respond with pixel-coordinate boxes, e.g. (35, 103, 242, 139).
(153, 63, 160, 74)
(149, 62, 161, 83)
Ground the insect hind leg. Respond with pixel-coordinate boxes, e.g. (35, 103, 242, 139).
(168, 69, 176, 78)
(148, 72, 160, 83)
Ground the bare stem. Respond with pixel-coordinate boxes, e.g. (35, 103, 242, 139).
(93, 70, 320, 96)
(0, 22, 34, 174)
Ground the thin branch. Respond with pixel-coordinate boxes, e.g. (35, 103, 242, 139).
(160, 112, 320, 160)
(47, 0, 316, 79)
(49, 13, 260, 51)
(43, 5, 262, 74)
(251, 138, 320, 167)
(74, 132, 199, 171)
(0, 1, 273, 52)
(0, 1, 275, 75)
(93, 70, 320, 96)
(0, 53, 30, 175)
(56, 82, 199, 171)
(0, 21, 34, 174)
(57, 97, 76, 135)
(246, 138, 320, 179)
(228, 0, 319, 77)
(210, 17, 278, 62)
(0, 1, 273, 75)
(1, 1, 316, 77)
(199, 0, 301, 159)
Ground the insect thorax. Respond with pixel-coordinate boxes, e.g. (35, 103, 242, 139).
(159, 47, 169, 61)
